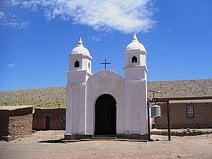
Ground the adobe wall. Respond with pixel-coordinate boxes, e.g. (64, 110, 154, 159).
(33, 108, 65, 130)
(0, 112, 9, 139)
(0, 107, 33, 141)
(86, 70, 125, 135)
(154, 102, 212, 129)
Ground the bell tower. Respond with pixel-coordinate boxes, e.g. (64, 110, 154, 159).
(124, 34, 148, 138)
(66, 38, 92, 139)
(68, 37, 92, 84)
(124, 33, 147, 80)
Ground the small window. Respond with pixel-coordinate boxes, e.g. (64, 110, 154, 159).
(186, 105, 194, 118)
(132, 56, 137, 63)
(74, 61, 80, 67)
(88, 62, 90, 69)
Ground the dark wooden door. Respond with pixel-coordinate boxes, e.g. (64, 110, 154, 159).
(95, 94, 116, 135)
(45, 115, 51, 130)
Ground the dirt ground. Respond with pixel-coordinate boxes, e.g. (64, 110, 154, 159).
(0, 130, 212, 159)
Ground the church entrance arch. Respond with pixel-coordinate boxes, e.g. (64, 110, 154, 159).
(95, 94, 116, 135)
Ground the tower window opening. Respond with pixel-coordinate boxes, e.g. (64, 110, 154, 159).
(88, 62, 90, 69)
(74, 61, 80, 67)
(132, 56, 137, 63)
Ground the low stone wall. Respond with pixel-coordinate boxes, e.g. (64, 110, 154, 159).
(8, 114, 33, 140)
(151, 128, 212, 136)
(0, 106, 33, 141)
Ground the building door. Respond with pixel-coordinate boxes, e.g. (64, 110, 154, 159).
(45, 115, 51, 130)
(95, 94, 116, 135)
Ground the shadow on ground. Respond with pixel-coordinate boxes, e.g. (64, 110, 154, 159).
(38, 138, 64, 143)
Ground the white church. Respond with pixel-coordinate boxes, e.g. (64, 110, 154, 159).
(65, 34, 148, 139)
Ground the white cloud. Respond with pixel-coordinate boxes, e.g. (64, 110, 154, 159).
(1, 18, 29, 30)
(0, 10, 29, 30)
(88, 34, 104, 42)
(8, 0, 21, 6)
(0, 11, 5, 19)
(90, 36, 101, 42)
(7, 0, 156, 33)
(5, 21, 28, 29)
(7, 63, 16, 68)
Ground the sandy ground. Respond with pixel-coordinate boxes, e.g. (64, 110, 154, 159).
(0, 130, 212, 159)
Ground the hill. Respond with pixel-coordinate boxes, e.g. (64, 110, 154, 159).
(0, 79, 211, 108)
(0, 87, 65, 108)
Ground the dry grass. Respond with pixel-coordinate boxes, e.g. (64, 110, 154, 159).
(0, 87, 65, 108)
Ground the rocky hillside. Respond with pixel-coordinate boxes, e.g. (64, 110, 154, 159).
(148, 79, 212, 98)
(0, 79, 211, 108)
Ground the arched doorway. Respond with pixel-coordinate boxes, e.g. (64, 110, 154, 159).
(95, 94, 116, 135)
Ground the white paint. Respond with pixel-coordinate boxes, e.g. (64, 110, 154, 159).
(66, 35, 148, 138)
(86, 70, 125, 134)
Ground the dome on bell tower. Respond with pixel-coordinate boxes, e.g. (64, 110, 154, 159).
(71, 37, 91, 57)
(126, 33, 146, 52)
(69, 37, 92, 75)
(124, 33, 147, 72)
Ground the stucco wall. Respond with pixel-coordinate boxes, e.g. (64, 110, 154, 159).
(86, 70, 125, 135)
(125, 80, 148, 135)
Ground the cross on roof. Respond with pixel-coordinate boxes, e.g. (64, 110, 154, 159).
(100, 58, 111, 70)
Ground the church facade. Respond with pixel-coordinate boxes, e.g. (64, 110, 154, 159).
(65, 34, 148, 139)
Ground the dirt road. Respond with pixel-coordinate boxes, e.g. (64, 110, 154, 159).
(0, 131, 211, 159)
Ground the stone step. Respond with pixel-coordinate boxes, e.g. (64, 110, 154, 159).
(92, 136, 117, 140)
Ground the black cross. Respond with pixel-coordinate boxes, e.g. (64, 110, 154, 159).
(100, 58, 111, 70)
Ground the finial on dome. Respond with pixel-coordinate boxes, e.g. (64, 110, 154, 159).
(126, 33, 146, 52)
(77, 37, 83, 46)
(133, 33, 138, 41)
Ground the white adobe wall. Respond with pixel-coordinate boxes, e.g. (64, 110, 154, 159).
(86, 70, 125, 135)
(124, 80, 148, 135)
(65, 83, 87, 135)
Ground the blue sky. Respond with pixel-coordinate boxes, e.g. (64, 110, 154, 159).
(0, 0, 212, 91)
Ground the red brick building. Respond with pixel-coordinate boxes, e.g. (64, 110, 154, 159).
(153, 101, 212, 129)
(148, 80, 212, 129)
